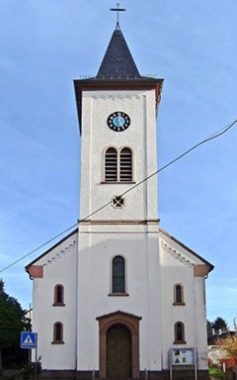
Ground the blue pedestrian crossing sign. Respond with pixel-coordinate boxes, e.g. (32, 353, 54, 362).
(20, 332, 37, 349)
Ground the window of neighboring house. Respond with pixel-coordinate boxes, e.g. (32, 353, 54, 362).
(112, 256, 125, 294)
(52, 322, 64, 344)
(53, 284, 65, 306)
(174, 321, 186, 344)
(173, 284, 185, 305)
(104, 147, 133, 183)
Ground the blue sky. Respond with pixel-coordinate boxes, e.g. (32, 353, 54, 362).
(0, 0, 237, 327)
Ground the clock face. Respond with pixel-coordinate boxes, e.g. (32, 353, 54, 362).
(107, 112, 131, 132)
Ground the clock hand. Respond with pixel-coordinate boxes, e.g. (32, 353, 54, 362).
(117, 115, 124, 127)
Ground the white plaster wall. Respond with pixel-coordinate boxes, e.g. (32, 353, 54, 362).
(77, 224, 162, 371)
(194, 277, 209, 370)
(77, 225, 209, 372)
(32, 232, 78, 370)
(159, 234, 209, 370)
(31, 228, 209, 372)
(79, 89, 158, 221)
(77, 87, 162, 371)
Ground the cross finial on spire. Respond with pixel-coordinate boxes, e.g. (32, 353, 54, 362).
(110, 3, 126, 29)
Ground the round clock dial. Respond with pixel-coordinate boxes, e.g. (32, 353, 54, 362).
(107, 112, 131, 132)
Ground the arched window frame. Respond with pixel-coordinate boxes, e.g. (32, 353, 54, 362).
(119, 147, 133, 182)
(53, 284, 65, 306)
(173, 284, 185, 305)
(110, 255, 128, 296)
(103, 147, 134, 183)
(104, 147, 118, 182)
(52, 322, 64, 344)
(174, 321, 186, 344)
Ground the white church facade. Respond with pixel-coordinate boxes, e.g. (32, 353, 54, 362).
(26, 19, 213, 380)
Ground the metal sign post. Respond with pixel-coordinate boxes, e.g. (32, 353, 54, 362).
(170, 347, 196, 380)
(20, 332, 38, 380)
(169, 349, 173, 380)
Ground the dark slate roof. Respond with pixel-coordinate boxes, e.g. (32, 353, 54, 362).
(96, 24, 141, 79)
(208, 331, 236, 345)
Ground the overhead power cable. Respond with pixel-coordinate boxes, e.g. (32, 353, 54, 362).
(0, 119, 236, 274)
(0, 223, 78, 273)
(80, 119, 237, 221)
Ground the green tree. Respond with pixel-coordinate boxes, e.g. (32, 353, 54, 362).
(0, 279, 27, 379)
(213, 317, 228, 335)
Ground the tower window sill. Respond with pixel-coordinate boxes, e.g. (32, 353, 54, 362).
(52, 303, 65, 307)
(173, 302, 186, 306)
(101, 181, 135, 185)
(108, 292, 129, 297)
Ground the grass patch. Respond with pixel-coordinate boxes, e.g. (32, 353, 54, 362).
(209, 366, 224, 378)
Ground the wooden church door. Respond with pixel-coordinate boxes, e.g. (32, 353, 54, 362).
(106, 324, 132, 378)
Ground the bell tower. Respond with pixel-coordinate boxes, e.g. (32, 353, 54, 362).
(74, 23, 163, 224)
(73, 19, 164, 375)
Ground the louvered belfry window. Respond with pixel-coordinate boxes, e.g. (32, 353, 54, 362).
(105, 147, 133, 183)
(105, 148, 118, 182)
(120, 148, 132, 182)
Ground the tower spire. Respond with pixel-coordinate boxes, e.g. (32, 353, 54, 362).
(110, 3, 126, 29)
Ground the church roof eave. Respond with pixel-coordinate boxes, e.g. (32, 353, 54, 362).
(25, 227, 79, 277)
(74, 77, 164, 133)
(160, 227, 214, 274)
(74, 23, 164, 132)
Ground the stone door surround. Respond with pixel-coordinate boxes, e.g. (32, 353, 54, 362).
(97, 311, 142, 378)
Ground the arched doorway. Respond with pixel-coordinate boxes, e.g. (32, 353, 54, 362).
(97, 311, 141, 379)
(107, 324, 132, 378)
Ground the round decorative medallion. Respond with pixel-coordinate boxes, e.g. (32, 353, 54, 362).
(107, 112, 131, 132)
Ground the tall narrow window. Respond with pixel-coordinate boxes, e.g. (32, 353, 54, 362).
(174, 322, 185, 344)
(120, 148, 132, 182)
(54, 284, 64, 305)
(53, 322, 64, 344)
(174, 284, 184, 305)
(112, 256, 125, 293)
(105, 148, 117, 182)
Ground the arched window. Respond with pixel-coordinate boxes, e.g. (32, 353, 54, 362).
(53, 322, 64, 343)
(105, 148, 117, 182)
(54, 284, 64, 305)
(174, 321, 185, 344)
(174, 284, 184, 305)
(104, 147, 133, 183)
(112, 256, 125, 293)
(120, 148, 132, 182)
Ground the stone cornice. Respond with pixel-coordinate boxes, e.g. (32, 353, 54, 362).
(160, 228, 214, 273)
(78, 219, 160, 225)
(161, 240, 195, 267)
(194, 264, 211, 277)
(92, 94, 142, 101)
(161, 239, 212, 277)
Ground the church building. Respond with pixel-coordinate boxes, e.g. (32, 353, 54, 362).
(26, 13, 213, 380)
